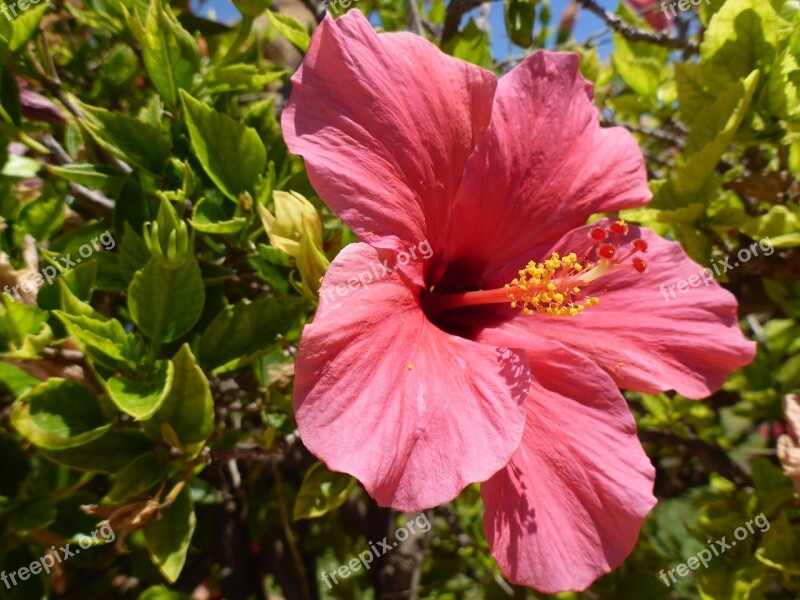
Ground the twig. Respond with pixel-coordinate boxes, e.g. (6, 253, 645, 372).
(576, 0, 698, 52)
(407, 0, 423, 36)
(38, 134, 116, 220)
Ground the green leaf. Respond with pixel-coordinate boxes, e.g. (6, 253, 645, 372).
(143, 345, 214, 447)
(443, 19, 492, 69)
(202, 64, 285, 94)
(293, 461, 356, 520)
(41, 429, 152, 473)
(764, 49, 800, 120)
(7, 496, 56, 534)
(128, 256, 205, 344)
(189, 197, 247, 234)
(180, 91, 266, 201)
(47, 164, 126, 196)
(757, 523, 800, 575)
(107, 359, 174, 419)
(55, 310, 142, 371)
(9, 3, 49, 52)
(504, 1, 536, 49)
(103, 453, 167, 503)
(700, 0, 779, 80)
(11, 379, 110, 450)
(741, 205, 800, 248)
(266, 10, 310, 53)
(133, 0, 199, 106)
(233, 0, 269, 16)
(143, 485, 196, 583)
(199, 296, 306, 371)
(0, 300, 52, 359)
(77, 99, 171, 174)
(676, 71, 760, 196)
(611, 3, 668, 100)
(15, 193, 65, 243)
(0, 361, 39, 397)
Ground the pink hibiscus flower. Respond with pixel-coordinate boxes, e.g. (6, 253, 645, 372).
(282, 11, 755, 593)
(627, 0, 673, 30)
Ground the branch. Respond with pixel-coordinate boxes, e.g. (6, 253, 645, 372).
(639, 429, 753, 487)
(576, 0, 698, 53)
(441, 0, 502, 45)
(407, 0, 424, 36)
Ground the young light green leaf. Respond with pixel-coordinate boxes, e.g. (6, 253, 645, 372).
(700, 0, 778, 79)
(107, 359, 174, 420)
(9, 3, 49, 52)
(266, 10, 310, 53)
(133, 0, 199, 106)
(676, 71, 759, 196)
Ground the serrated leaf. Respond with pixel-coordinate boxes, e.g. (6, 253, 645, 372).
(266, 10, 310, 53)
(133, 0, 199, 106)
(9, 3, 48, 52)
(77, 99, 171, 174)
(700, 0, 778, 80)
(676, 71, 759, 196)
(47, 163, 126, 195)
(180, 91, 266, 201)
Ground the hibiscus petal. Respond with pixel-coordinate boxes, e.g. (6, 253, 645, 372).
(482, 221, 756, 399)
(281, 12, 496, 259)
(296, 243, 530, 512)
(480, 339, 656, 593)
(443, 51, 651, 285)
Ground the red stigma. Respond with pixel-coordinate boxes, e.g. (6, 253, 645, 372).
(589, 227, 607, 241)
(632, 239, 648, 252)
(633, 257, 647, 273)
(609, 221, 628, 235)
(598, 244, 616, 259)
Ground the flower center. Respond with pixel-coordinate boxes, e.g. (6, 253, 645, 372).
(424, 221, 648, 317)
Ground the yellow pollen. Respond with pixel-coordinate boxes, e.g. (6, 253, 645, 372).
(507, 252, 598, 317)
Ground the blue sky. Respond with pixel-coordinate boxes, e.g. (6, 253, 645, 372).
(191, 0, 620, 58)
